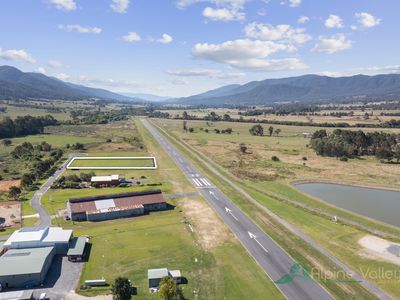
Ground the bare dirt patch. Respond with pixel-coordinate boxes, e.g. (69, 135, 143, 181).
(0, 180, 21, 192)
(179, 197, 230, 250)
(358, 235, 400, 266)
(0, 201, 21, 227)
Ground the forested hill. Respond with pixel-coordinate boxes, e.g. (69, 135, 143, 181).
(175, 74, 400, 105)
(0, 65, 142, 102)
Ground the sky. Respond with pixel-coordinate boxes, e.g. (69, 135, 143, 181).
(0, 0, 398, 97)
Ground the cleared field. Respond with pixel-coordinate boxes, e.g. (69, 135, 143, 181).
(67, 157, 156, 169)
(42, 118, 285, 299)
(164, 108, 400, 126)
(152, 118, 400, 299)
(153, 119, 400, 188)
(68, 199, 284, 300)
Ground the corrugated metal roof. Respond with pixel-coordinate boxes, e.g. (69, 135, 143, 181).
(148, 268, 169, 279)
(0, 247, 54, 276)
(67, 237, 87, 256)
(91, 175, 119, 182)
(94, 199, 115, 210)
(4, 227, 72, 247)
(69, 191, 165, 214)
(69, 189, 162, 203)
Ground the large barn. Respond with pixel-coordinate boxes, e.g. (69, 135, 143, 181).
(67, 190, 167, 221)
(0, 247, 55, 289)
(3, 227, 72, 254)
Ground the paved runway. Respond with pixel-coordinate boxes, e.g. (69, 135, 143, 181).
(142, 119, 333, 300)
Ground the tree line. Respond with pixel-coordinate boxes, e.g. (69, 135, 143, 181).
(0, 115, 58, 139)
(310, 129, 400, 162)
(159, 111, 400, 129)
(11, 141, 64, 190)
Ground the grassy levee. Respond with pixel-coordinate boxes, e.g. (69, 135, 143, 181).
(148, 119, 383, 300)
(249, 181, 400, 239)
(50, 118, 285, 299)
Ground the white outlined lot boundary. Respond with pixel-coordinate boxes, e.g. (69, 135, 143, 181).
(66, 156, 158, 170)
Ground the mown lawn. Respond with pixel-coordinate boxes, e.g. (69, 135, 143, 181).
(69, 158, 155, 168)
(67, 206, 284, 300)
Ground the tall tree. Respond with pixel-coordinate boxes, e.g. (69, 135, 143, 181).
(158, 277, 184, 300)
(111, 277, 131, 300)
(249, 124, 264, 136)
(268, 126, 274, 136)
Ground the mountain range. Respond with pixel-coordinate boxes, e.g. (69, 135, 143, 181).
(175, 74, 400, 105)
(1, 65, 400, 105)
(0, 65, 142, 102)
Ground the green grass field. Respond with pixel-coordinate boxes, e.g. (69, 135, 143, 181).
(69, 157, 155, 168)
(67, 201, 284, 300)
(40, 118, 286, 299)
(153, 118, 400, 298)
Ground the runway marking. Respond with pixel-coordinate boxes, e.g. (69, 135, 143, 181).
(225, 207, 239, 221)
(248, 232, 269, 254)
(199, 178, 210, 186)
(192, 178, 202, 186)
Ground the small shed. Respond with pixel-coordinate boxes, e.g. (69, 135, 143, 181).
(148, 268, 169, 288)
(67, 237, 88, 262)
(169, 270, 182, 284)
(91, 175, 120, 186)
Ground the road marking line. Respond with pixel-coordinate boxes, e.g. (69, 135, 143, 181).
(199, 178, 210, 186)
(248, 232, 269, 254)
(225, 207, 239, 221)
(202, 178, 211, 186)
(193, 178, 203, 186)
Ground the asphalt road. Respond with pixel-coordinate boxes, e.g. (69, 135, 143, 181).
(142, 119, 333, 300)
(31, 154, 83, 228)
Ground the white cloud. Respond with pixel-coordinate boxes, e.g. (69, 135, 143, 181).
(192, 39, 306, 72)
(245, 23, 312, 45)
(325, 14, 344, 28)
(282, 0, 301, 7)
(35, 67, 47, 74)
(55, 73, 70, 80)
(122, 32, 141, 43)
(47, 60, 64, 68)
(313, 34, 352, 54)
(203, 7, 245, 21)
(177, 0, 247, 21)
(110, 0, 130, 14)
(170, 79, 187, 85)
(355, 12, 381, 28)
(58, 24, 102, 34)
(167, 68, 244, 78)
(49, 0, 76, 11)
(298, 16, 309, 24)
(158, 34, 173, 44)
(176, 0, 247, 9)
(0, 48, 36, 63)
(319, 65, 400, 77)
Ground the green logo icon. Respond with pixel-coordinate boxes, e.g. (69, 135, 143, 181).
(275, 263, 313, 285)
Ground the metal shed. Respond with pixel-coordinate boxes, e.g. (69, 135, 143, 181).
(67, 237, 88, 262)
(0, 247, 55, 289)
(148, 268, 169, 288)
